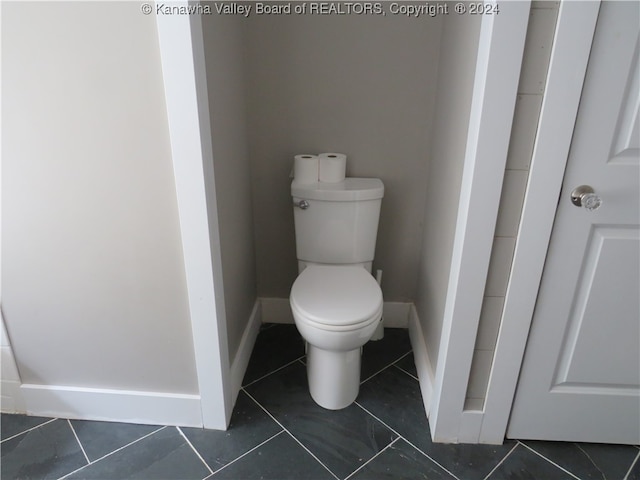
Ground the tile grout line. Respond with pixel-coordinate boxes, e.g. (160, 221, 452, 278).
(481, 441, 520, 480)
(359, 351, 413, 385)
(241, 355, 306, 389)
(393, 350, 413, 365)
(391, 351, 421, 381)
(575, 443, 606, 480)
(206, 430, 286, 478)
(66, 419, 90, 465)
(342, 437, 401, 480)
(56, 426, 168, 480)
(176, 426, 215, 477)
(354, 401, 461, 480)
(623, 449, 640, 480)
(0, 417, 58, 443)
(393, 364, 420, 382)
(519, 441, 583, 480)
(242, 387, 341, 480)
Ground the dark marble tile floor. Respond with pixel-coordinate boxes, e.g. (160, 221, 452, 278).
(2, 324, 639, 480)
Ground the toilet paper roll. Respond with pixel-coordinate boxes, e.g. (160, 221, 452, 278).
(319, 153, 347, 183)
(293, 154, 319, 183)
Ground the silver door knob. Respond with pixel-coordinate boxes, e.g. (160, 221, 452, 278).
(571, 185, 602, 211)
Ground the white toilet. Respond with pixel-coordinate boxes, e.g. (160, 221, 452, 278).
(290, 177, 384, 410)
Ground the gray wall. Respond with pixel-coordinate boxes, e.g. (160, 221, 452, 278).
(415, 12, 482, 370)
(243, 13, 443, 301)
(201, 13, 257, 363)
(2, 2, 198, 393)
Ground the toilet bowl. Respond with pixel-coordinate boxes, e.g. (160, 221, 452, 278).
(290, 264, 383, 410)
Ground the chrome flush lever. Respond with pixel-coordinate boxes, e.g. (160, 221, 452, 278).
(293, 199, 310, 210)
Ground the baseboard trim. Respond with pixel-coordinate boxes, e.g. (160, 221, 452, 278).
(15, 300, 263, 429)
(408, 304, 435, 416)
(260, 297, 411, 328)
(20, 384, 202, 427)
(1, 380, 26, 414)
(458, 410, 485, 444)
(229, 299, 262, 403)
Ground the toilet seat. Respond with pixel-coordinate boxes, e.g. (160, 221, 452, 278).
(290, 265, 383, 331)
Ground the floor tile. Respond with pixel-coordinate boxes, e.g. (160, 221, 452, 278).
(627, 454, 640, 480)
(246, 361, 397, 479)
(487, 444, 576, 480)
(181, 390, 282, 471)
(242, 324, 305, 386)
(2, 325, 638, 480)
(70, 419, 161, 462)
(361, 328, 412, 381)
(1, 419, 88, 480)
(1, 413, 54, 441)
(358, 366, 515, 480)
(210, 431, 334, 479)
(348, 438, 456, 480)
(66, 427, 210, 480)
(393, 352, 418, 378)
(357, 354, 428, 447)
(524, 440, 640, 480)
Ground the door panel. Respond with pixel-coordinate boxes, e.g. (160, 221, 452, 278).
(507, 1, 640, 444)
(556, 227, 639, 388)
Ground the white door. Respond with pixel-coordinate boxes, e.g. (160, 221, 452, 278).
(507, 1, 640, 445)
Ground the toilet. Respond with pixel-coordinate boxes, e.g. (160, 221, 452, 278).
(290, 177, 384, 410)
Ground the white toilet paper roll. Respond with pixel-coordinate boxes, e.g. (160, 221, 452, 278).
(293, 154, 319, 183)
(319, 153, 347, 183)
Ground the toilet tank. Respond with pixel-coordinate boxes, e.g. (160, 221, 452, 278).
(291, 178, 384, 266)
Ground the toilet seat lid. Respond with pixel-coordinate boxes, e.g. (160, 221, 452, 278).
(290, 265, 383, 327)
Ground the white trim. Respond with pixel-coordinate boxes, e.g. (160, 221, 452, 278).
(0, 312, 25, 414)
(260, 297, 411, 328)
(479, 1, 601, 444)
(458, 411, 484, 444)
(20, 384, 202, 427)
(428, 3, 530, 443)
(1, 380, 26, 414)
(156, 1, 231, 430)
(408, 305, 435, 414)
(229, 300, 262, 402)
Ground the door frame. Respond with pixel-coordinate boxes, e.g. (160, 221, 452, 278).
(477, 1, 601, 443)
(156, 3, 232, 430)
(426, 1, 531, 443)
(155, 0, 601, 437)
(428, 0, 602, 444)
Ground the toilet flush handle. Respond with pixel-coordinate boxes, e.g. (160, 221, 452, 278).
(294, 199, 310, 210)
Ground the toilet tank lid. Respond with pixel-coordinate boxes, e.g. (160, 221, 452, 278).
(291, 178, 384, 201)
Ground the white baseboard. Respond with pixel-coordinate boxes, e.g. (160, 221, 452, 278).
(11, 300, 263, 428)
(229, 299, 262, 402)
(458, 410, 485, 443)
(408, 304, 435, 416)
(1, 380, 26, 414)
(1, 313, 26, 414)
(20, 384, 202, 427)
(260, 297, 411, 328)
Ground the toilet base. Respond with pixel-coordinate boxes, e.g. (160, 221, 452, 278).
(306, 345, 361, 410)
